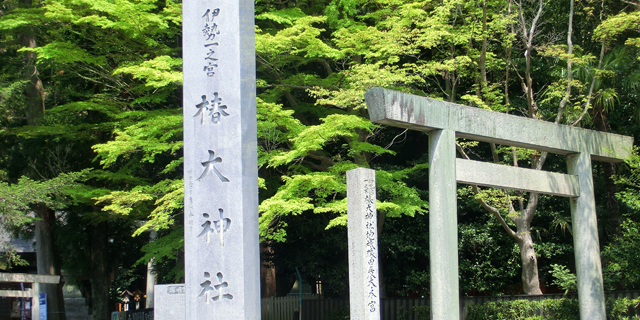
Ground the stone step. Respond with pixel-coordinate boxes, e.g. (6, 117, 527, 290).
(64, 297, 89, 320)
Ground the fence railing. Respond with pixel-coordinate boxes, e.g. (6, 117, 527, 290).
(262, 290, 640, 320)
(126, 308, 153, 320)
(112, 308, 153, 320)
(262, 294, 321, 320)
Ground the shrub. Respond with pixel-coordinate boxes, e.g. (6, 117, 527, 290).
(466, 297, 639, 320)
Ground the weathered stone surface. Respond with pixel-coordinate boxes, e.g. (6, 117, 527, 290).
(0, 289, 33, 298)
(428, 129, 459, 320)
(0, 273, 60, 284)
(456, 159, 579, 197)
(568, 153, 605, 319)
(154, 284, 186, 320)
(347, 168, 381, 320)
(182, 0, 260, 319)
(365, 88, 633, 162)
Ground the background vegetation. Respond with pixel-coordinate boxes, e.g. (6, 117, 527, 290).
(1, 0, 639, 318)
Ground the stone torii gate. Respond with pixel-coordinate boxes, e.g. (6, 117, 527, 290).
(0, 273, 61, 320)
(364, 88, 634, 320)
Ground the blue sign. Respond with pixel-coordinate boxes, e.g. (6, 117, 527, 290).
(39, 293, 46, 320)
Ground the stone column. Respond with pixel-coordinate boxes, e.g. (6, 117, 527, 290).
(31, 283, 39, 320)
(182, 0, 260, 319)
(347, 168, 381, 320)
(428, 129, 459, 320)
(568, 152, 605, 320)
(145, 230, 158, 309)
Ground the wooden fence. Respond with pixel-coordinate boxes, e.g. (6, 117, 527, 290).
(262, 294, 321, 320)
(112, 308, 154, 320)
(299, 297, 433, 320)
(125, 308, 154, 320)
(261, 290, 640, 320)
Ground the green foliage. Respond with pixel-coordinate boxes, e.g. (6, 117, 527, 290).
(0, 7, 45, 30)
(254, 0, 640, 296)
(608, 147, 640, 289)
(549, 264, 577, 294)
(0, 170, 89, 227)
(594, 11, 640, 55)
(615, 147, 640, 211)
(108, 266, 139, 304)
(135, 179, 184, 235)
(257, 98, 303, 166)
(413, 305, 430, 320)
(2, 0, 640, 304)
(44, 0, 181, 41)
(458, 222, 520, 294)
(0, 243, 29, 271)
(602, 220, 640, 290)
(380, 202, 431, 296)
(256, 9, 342, 60)
(92, 109, 183, 170)
(19, 42, 106, 65)
(114, 56, 183, 88)
(467, 299, 547, 320)
(259, 164, 428, 242)
(0, 0, 185, 291)
(267, 114, 388, 167)
(94, 189, 153, 216)
(467, 297, 640, 319)
(606, 297, 640, 320)
(326, 305, 350, 320)
(327, 306, 349, 320)
(135, 226, 184, 282)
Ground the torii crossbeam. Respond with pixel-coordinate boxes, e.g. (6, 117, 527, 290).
(365, 88, 634, 320)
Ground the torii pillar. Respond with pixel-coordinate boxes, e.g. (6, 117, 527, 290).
(364, 88, 633, 320)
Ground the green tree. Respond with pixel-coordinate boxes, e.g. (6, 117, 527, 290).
(254, 1, 430, 297)
(2, 0, 638, 308)
(604, 148, 640, 289)
(0, 0, 182, 318)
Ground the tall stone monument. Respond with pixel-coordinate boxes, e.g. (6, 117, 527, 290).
(365, 87, 633, 320)
(347, 168, 381, 320)
(182, 0, 260, 319)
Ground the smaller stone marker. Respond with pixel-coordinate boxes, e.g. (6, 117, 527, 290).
(347, 168, 381, 320)
(154, 284, 185, 320)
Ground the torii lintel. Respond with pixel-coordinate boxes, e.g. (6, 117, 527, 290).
(365, 87, 633, 162)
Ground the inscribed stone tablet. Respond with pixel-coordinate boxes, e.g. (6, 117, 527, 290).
(347, 168, 381, 320)
(154, 284, 185, 320)
(182, 0, 260, 319)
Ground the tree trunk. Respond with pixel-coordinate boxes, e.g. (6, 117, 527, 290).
(479, 0, 488, 94)
(19, 0, 44, 126)
(517, 189, 543, 295)
(260, 242, 277, 298)
(35, 205, 66, 320)
(515, 229, 542, 295)
(22, 7, 65, 315)
(353, 128, 371, 166)
(603, 162, 620, 238)
(448, 44, 457, 102)
(90, 221, 109, 320)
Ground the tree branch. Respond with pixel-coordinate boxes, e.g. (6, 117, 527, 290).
(303, 151, 336, 172)
(621, 0, 639, 6)
(572, 41, 606, 126)
(555, 0, 574, 124)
